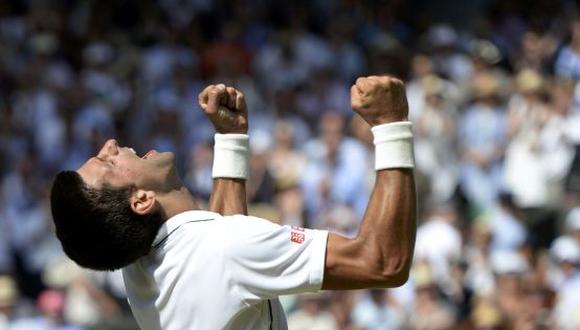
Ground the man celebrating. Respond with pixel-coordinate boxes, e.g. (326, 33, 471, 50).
(50, 76, 416, 329)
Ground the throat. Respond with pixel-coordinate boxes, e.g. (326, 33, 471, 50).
(157, 186, 199, 221)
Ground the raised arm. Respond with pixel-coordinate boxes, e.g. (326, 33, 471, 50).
(199, 84, 249, 216)
(322, 76, 416, 289)
(209, 178, 247, 215)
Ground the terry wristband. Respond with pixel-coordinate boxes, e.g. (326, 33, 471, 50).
(212, 133, 250, 179)
(371, 121, 415, 170)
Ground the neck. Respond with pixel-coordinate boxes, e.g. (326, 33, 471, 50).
(157, 186, 199, 221)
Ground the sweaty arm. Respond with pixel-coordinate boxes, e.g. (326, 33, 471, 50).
(322, 76, 417, 290)
(200, 84, 250, 216)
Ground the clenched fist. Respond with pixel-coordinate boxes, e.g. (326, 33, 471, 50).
(351, 76, 408, 126)
(198, 84, 248, 134)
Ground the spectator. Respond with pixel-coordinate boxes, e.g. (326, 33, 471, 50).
(427, 24, 473, 85)
(247, 129, 276, 204)
(489, 250, 531, 328)
(504, 69, 550, 208)
(268, 119, 307, 190)
(414, 204, 462, 293)
(413, 75, 459, 202)
(351, 289, 404, 330)
(287, 293, 337, 330)
(0, 1, 579, 328)
(459, 73, 507, 210)
(405, 263, 455, 330)
(0, 276, 19, 328)
(555, 18, 580, 80)
(549, 236, 580, 329)
(568, 208, 580, 243)
(9, 289, 84, 330)
(488, 194, 528, 253)
(301, 112, 369, 224)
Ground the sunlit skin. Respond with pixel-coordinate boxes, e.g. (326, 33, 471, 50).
(73, 78, 416, 291)
(322, 76, 416, 289)
(76, 138, 198, 219)
(77, 139, 179, 191)
(76, 83, 249, 221)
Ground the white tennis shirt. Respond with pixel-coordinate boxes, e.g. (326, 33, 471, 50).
(122, 210, 329, 329)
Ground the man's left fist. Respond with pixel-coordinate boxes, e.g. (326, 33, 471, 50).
(350, 76, 408, 126)
(198, 84, 248, 134)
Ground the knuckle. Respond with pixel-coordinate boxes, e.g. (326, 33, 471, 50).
(209, 88, 219, 96)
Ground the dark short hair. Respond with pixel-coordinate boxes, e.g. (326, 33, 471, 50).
(50, 171, 162, 271)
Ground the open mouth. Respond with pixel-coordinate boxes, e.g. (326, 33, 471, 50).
(142, 150, 157, 159)
(122, 145, 157, 159)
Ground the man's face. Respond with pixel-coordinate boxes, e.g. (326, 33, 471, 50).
(77, 139, 181, 192)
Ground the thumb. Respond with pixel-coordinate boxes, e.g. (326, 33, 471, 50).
(235, 93, 247, 114)
(206, 84, 226, 114)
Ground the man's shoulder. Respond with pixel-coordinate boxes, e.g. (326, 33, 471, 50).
(172, 210, 223, 222)
(168, 211, 275, 231)
(155, 210, 222, 240)
(146, 212, 283, 260)
(156, 210, 224, 235)
(122, 211, 228, 277)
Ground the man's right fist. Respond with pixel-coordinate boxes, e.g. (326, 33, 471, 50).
(198, 84, 248, 134)
(350, 76, 409, 126)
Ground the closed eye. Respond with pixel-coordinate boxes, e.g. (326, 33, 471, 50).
(95, 156, 114, 167)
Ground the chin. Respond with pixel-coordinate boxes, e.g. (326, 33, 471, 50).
(158, 151, 175, 163)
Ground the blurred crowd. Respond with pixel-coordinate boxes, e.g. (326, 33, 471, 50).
(1, 0, 580, 329)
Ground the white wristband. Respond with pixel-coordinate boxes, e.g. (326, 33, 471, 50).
(212, 133, 249, 179)
(371, 121, 414, 170)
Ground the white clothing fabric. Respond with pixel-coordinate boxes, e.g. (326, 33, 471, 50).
(414, 218, 462, 284)
(489, 206, 527, 252)
(351, 292, 403, 330)
(287, 311, 337, 330)
(553, 272, 580, 330)
(122, 211, 328, 330)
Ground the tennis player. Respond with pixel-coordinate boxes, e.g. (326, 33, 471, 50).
(50, 75, 416, 329)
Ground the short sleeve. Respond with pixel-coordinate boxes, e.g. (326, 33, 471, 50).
(222, 215, 328, 303)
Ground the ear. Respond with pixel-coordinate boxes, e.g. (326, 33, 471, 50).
(130, 189, 157, 215)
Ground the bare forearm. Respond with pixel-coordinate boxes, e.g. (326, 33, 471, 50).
(323, 169, 416, 289)
(357, 169, 416, 277)
(322, 76, 416, 290)
(208, 178, 247, 215)
(199, 84, 249, 216)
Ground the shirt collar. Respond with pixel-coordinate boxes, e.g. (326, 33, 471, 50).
(152, 210, 219, 247)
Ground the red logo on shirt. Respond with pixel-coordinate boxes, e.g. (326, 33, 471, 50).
(291, 231, 305, 244)
(290, 226, 306, 244)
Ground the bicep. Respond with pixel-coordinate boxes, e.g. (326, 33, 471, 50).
(224, 217, 327, 300)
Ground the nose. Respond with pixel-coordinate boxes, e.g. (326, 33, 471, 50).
(97, 139, 119, 158)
